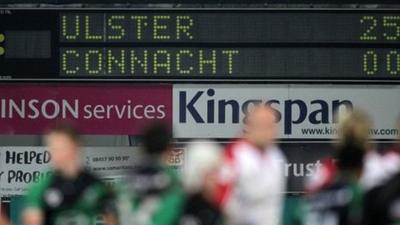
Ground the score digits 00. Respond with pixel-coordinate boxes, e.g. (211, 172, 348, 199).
(0, 9, 399, 81)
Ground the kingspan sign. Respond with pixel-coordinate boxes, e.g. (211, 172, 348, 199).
(173, 84, 400, 139)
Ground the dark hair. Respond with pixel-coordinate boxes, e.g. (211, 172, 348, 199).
(336, 140, 365, 171)
(47, 122, 80, 144)
(142, 122, 172, 155)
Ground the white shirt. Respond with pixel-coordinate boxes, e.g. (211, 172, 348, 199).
(219, 140, 287, 225)
(361, 150, 400, 190)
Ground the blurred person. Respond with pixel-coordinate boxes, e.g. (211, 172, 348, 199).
(307, 109, 400, 193)
(116, 122, 185, 225)
(306, 109, 372, 193)
(361, 114, 400, 190)
(180, 141, 224, 225)
(362, 171, 400, 225)
(216, 105, 287, 225)
(23, 123, 115, 225)
(362, 114, 400, 188)
(362, 115, 400, 225)
(286, 110, 371, 225)
(304, 141, 366, 225)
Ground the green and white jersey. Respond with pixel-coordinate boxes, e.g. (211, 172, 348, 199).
(304, 173, 363, 225)
(24, 170, 114, 225)
(116, 162, 185, 225)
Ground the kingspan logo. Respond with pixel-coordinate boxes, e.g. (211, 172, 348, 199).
(178, 88, 353, 135)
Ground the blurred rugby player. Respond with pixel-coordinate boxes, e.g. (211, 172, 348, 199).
(306, 109, 372, 192)
(116, 122, 185, 225)
(303, 110, 373, 225)
(362, 115, 400, 225)
(305, 141, 366, 225)
(363, 169, 400, 225)
(361, 114, 400, 190)
(364, 114, 400, 186)
(216, 105, 287, 225)
(23, 123, 115, 225)
(181, 141, 223, 225)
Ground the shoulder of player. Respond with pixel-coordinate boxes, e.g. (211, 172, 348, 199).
(268, 145, 287, 162)
(223, 140, 285, 161)
(27, 170, 55, 193)
(225, 139, 252, 155)
(23, 170, 55, 208)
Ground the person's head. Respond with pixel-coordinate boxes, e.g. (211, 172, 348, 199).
(183, 141, 222, 200)
(244, 105, 277, 149)
(46, 123, 81, 174)
(337, 109, 372, 150)
(141, 121, 173, 156)
(336, 142, 365, 178)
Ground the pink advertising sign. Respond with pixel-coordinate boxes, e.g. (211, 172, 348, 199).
(0, 84, 172, 134)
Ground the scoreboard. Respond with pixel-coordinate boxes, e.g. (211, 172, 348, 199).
(0, 9, 399, 81)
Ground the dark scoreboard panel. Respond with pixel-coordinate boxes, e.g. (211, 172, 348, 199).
(59, 48, 399, 78)
(0, 9, 399, 81)
(57, 12, 400, 43)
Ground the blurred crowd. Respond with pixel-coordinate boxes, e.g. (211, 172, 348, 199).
(1, 105, 400, 225)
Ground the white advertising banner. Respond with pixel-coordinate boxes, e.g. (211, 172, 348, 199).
(173, 84, 400, 139)
(0, 147, 140, 195)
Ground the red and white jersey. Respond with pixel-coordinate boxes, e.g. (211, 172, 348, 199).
(305, 158, 336, 193)
(361, 148, 400, 190)
(306, 147, 400, 192)
(216, 139, 287, 225)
